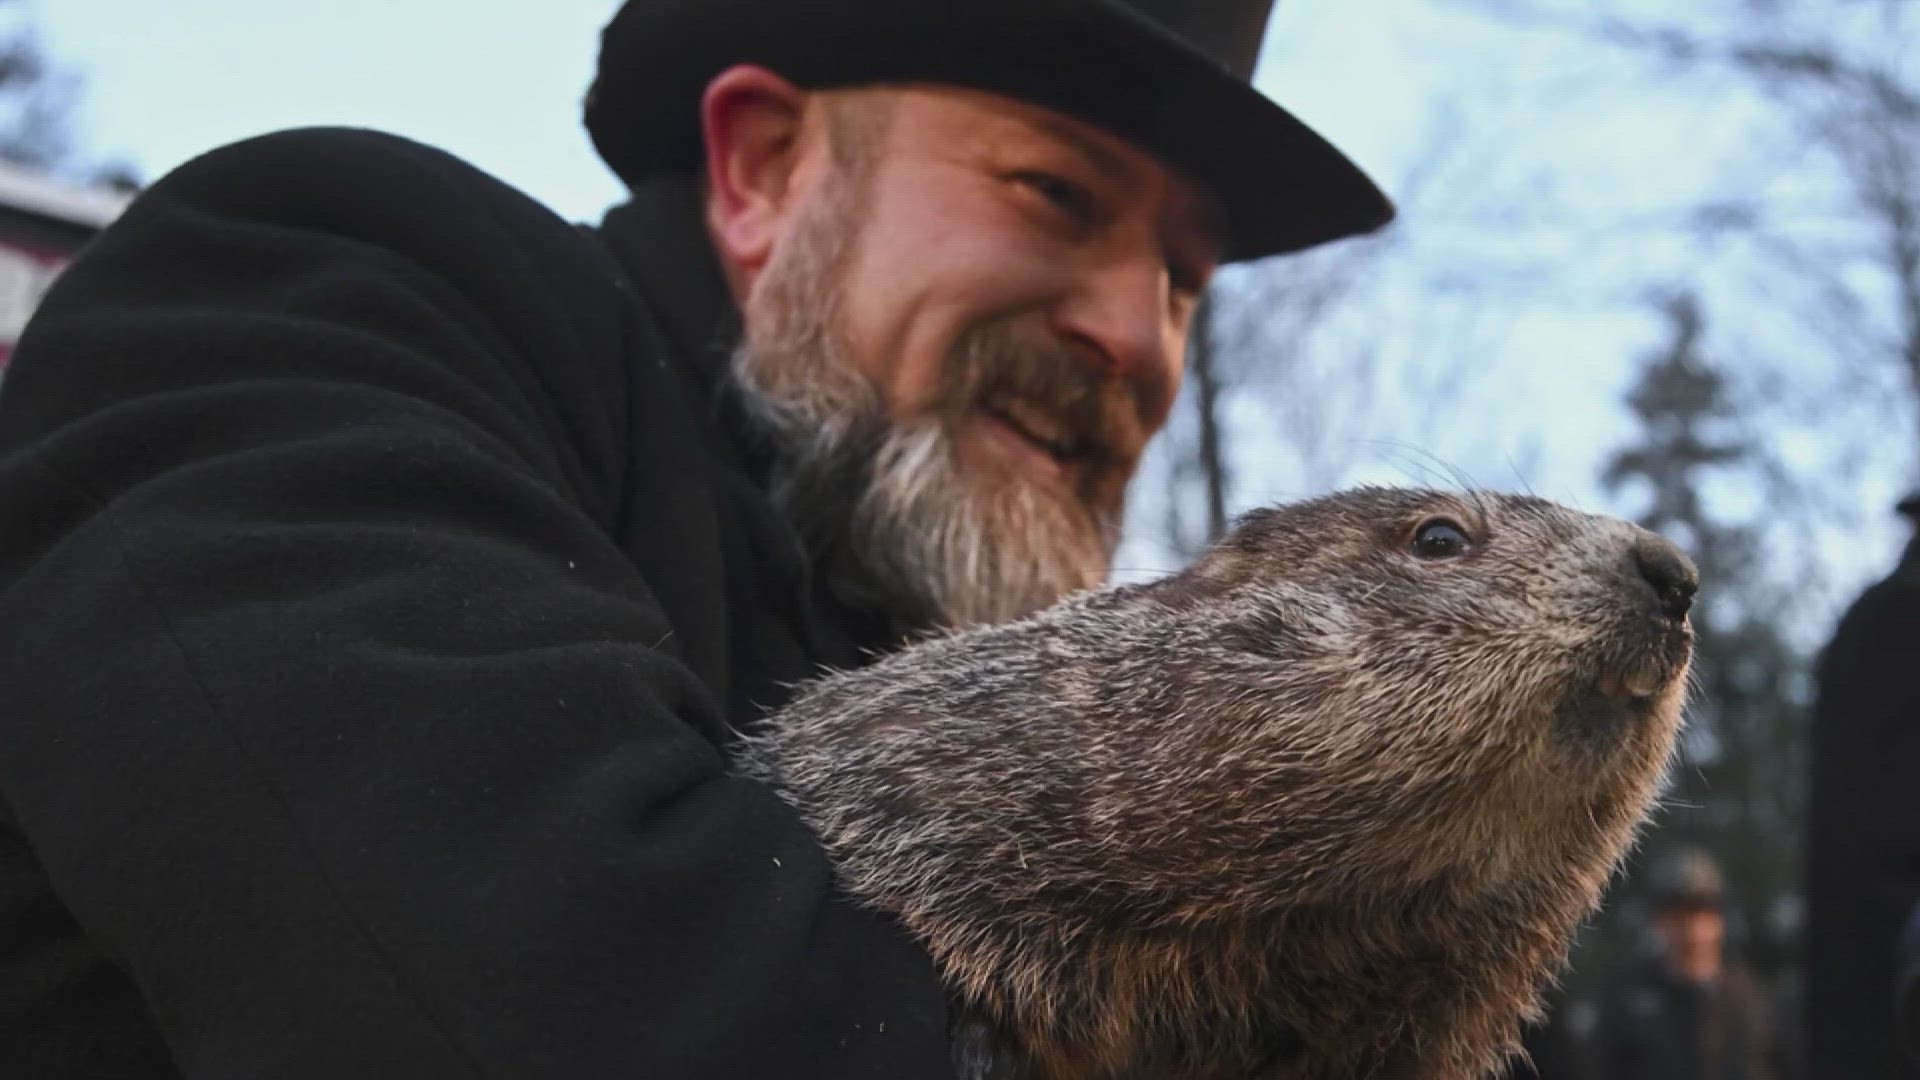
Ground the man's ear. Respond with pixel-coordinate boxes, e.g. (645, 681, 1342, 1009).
(701, 65, 812, 281)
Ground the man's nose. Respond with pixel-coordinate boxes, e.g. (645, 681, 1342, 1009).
(1053, 260, 1182, 416)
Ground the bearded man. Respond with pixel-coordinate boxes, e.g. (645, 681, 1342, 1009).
(0, 1, 1388, 1076)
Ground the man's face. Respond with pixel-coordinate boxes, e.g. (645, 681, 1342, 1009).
(729, 84, 1219, 629)
(1652, 904, 1725, 984)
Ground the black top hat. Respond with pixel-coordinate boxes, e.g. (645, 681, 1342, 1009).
(584, 0, 1394, 263)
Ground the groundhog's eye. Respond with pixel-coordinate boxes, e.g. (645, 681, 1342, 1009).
(1411, 519, 1472, 560)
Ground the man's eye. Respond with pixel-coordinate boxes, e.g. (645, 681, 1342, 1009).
(1015, 172, 1096, 225)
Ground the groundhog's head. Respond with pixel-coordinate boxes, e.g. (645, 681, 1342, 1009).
(1157, 487, 1696, 888)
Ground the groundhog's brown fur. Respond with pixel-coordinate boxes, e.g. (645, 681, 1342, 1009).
(735, 487, 1697, 1079)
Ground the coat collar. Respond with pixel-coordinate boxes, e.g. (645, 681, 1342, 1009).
(593, 177, 780, 484)
(590, 176, 921, 655)
(596, 176, 735, 368)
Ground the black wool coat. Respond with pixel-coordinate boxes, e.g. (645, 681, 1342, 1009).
(1805, 526, 1920, 1080)
(0, 127, 956, 1078)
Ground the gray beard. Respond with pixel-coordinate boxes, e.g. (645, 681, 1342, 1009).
(722, 166, 1119, 631)
(731, 343, 1116, 632)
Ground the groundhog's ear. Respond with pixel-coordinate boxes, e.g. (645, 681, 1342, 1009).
(1226, 504, 1287, 539)
(1169, 508, 1297, 595)
(1151, 559, 1241, 610)
(1217, 505, 1320, 562)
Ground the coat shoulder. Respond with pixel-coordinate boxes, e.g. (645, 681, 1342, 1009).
(143, 126, 575, 235)
(7, 126, 655, 524)
(111, 126, 626, 310)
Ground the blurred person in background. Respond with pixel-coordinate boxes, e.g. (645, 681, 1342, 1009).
(0, 0, 1392, 1077)
(1594, 847, 1779, 1080)
(1805, 494, 1920, 1080)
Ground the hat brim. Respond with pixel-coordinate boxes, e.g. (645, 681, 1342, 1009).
(585, 0, 1394, 263)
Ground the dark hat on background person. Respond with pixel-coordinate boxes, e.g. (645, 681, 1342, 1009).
(1647, 847, 1726, 914)
(584, 0, 1395, 264)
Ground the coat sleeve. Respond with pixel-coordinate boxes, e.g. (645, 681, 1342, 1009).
(0, 128, 953, 1078)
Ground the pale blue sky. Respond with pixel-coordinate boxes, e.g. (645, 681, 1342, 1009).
(38, 0, 630, 219)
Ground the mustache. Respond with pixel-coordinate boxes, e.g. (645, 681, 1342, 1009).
(934, 323, 1150, 475)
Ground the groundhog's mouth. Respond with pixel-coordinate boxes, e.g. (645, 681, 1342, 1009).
(1558, 629, 1692, 749)
(1559, 679, 1661, 749)
(1595, 653, 1674, 700)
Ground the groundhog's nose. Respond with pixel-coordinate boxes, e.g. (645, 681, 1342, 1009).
(1633, 534, 1698, 621)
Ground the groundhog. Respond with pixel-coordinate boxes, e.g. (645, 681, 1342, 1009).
(734, 487, 1698, 1079)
